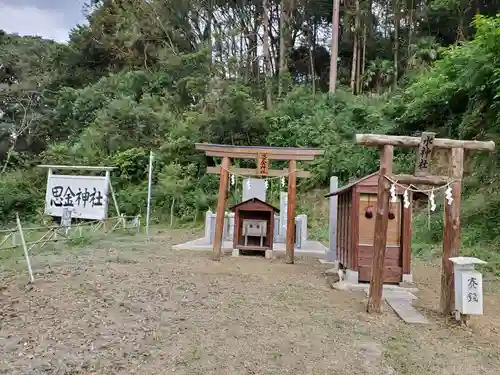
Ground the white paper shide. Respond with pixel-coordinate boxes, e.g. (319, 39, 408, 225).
(45, 175, 109, 220)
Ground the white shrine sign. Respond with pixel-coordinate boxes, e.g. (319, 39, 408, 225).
(40, 165, 116, 221)
(45, 175, 109, 220)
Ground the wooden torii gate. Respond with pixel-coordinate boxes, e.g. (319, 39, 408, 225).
(355, 133, 495, 315)
(195, 143, 324, 263)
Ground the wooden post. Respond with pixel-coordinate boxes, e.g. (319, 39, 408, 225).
(367, 145, 394, 313)
(286, 160, 297, 264)
(213, 156, 230, 261)
(354, 134, 494, 315)
(195, 144, 324, 264)
(440, 148, 464, 316)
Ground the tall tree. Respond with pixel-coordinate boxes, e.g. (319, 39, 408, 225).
(329, 0, 341, 92)
(263, 0, 273, 108)
(350, 0, 361, 94)
(393, 0, 400, 88)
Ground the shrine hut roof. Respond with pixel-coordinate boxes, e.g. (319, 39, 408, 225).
(324, 171, 428, 200)
(229, 198, 280, 212)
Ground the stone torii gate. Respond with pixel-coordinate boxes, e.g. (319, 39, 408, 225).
(355, 133, 495, 315)
(195, 143, 324, 263)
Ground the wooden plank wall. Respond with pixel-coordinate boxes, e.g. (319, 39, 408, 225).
(336, 192, 353, 269)
(336, 194, 344, 267)
(351, 189, 360, 271)
(358, 195, 401, 246)
(337, 193, 344, 267)
(357, 193, 404, 283)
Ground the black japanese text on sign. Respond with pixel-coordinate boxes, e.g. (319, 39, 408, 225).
(257, 153, 269, 176)
(50, 186, 104, 208)
(467, 276, 479, 303)
(414, 132, 436, 176)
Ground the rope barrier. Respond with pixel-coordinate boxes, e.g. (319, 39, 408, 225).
(219, 165, 298, 180)
(383, 175, 456, 194)
(0, 216, 137, 234)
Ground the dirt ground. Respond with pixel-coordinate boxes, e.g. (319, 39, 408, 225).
(1, 230, 500, 375)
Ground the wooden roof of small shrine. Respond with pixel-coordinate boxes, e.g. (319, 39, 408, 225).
(324, 172, 428, 200)
(230, 197, 280, 212)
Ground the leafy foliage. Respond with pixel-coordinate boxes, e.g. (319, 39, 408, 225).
(1, 3, 500, 271)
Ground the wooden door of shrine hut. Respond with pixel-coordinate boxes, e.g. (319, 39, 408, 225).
(195, 143, 324, 263)
(325, 172, 419, 284)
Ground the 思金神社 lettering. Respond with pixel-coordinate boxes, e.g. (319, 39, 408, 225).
(50, 186, 104, 208)
(44, 174, 109, 220)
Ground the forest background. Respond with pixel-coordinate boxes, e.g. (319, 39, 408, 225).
(1, 0, 500, 273)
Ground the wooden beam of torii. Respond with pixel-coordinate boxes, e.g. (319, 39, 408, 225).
(196, 143, 324, 263)
(207, 166, 311, 178)
(355, 133, 495, 315)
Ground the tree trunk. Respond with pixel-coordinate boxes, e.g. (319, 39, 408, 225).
(393, 0, 399, 89)
(207, 0, 213, 68)
(263, 0, 273, 108)
(240, 28, 244, 81)
(329, 0, 341, 93)
(407, 0, 414, 58)
(170, 196, 175, 227)
(457, 15, 465, 42)
(268, 6, 278, 74)
(309, 22, 316, 95)
(360, 22, 367, 93)
(350, 0, 360, 94)
(213, 21, 225, 77)
(356, 22, 363, 94)
(278, 0, 288, 97)
(350, 37, 358, 94)
(247, 4, 260, 82)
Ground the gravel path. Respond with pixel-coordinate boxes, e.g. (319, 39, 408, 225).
(1, 230, 499, 374)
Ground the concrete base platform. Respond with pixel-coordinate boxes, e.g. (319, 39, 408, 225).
(318, 259, 339, 267)
(172, 237, 328, 257)
(330, 283, 427, 324)
(331, 281, 419, 294)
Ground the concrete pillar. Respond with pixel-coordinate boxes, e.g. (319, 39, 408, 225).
(279, 192, 288, 242)
(298, 214, 308, 243)
(327, 176, 338, 262)
(402, 274, 413, 283)
(295, 216, 302, 248)
(209, 213, 216, 244)
(204, 210, 212, 239)
(223, 211, 228, 241)
(274, 215, 279, 242)
(228, 212, 235, 241)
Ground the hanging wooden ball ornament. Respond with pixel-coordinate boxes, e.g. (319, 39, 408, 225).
(365, 206, 373, 219)
(388, 210, 395, 220)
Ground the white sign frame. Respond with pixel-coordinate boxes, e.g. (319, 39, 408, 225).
(44, 174, 110, 220)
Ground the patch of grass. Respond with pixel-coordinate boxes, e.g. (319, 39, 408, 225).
(309, 224, 329, 243)
(412, 187, 500, 276)
(0, 247, 23, 261)
(105, 255, 138, 264)
(382, 331, 445, 374)
(67, 235, 95, 247)
(190, 347, 202, 361)
(412, 239, 500, 276)
(268, 351, 283, 361)
(0, 226, 144, 272)
(297, 189, 330, 243)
